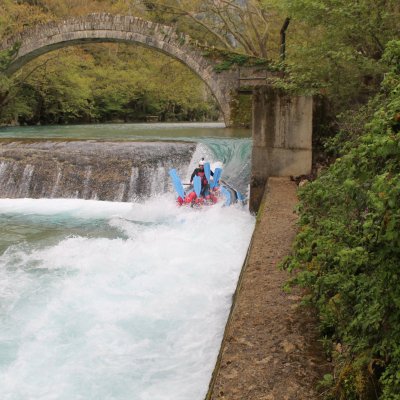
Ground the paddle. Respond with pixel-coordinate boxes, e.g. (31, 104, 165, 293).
(211, 167, 222, 189)
(220, 186, 231, 206)
(204, 162, 211, 183)
(220, 179, 245, 204)
(193, 175, 201, 197)
(169, 169, 185, 199)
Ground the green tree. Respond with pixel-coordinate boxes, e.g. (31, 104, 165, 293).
(0, 1, 220, 125)
(271, 0, 399, 109)
(138, 0, 285, 58)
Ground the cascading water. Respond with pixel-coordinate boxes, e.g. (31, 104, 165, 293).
(0, 123, 255, 400)
(0, 141, 195, 201)
(188, 139, 252, 196)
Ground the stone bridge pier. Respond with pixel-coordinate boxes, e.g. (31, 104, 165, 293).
(249, 87, 313, 213)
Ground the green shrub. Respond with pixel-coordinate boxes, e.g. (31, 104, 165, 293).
(283, 40, 400, 399)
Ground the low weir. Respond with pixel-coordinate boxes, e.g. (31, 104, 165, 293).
(0, 140, 195, 201)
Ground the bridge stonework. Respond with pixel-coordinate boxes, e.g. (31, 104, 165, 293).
(0, 13, 239, 126)
(1, 13, 313, 211)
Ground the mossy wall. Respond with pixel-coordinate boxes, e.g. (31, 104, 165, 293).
(230, 92, 252, 128)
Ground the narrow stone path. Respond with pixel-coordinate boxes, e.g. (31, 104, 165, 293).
(207, 177, 330, 400)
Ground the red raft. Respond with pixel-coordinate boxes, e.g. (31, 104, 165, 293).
(176, 188, 219, 207)
(169, 166, 240, 208)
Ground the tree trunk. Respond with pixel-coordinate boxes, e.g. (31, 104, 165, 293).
(280, 18, 291, 62)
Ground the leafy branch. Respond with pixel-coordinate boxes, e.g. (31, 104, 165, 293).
(0, 41, 20, 72)
(141, 0, 275, 57)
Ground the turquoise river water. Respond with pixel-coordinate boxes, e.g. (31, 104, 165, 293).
(0, 123, 255, 400)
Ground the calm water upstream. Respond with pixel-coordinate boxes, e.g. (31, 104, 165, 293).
(0, 123, 255, 400)
(0, 121, 249, 140)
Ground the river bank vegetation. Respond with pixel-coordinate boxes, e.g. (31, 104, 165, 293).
(284, 40, 400, 399)
(1, 0, 400, 398)
(276, 1, 400, 399)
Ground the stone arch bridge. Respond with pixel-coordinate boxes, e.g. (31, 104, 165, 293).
(0, 13, 313, 212)
(0, 13, 265, 127)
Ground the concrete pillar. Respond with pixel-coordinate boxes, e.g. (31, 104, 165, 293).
(250, 87, 312, 213)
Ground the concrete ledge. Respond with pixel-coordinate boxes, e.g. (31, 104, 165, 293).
(252, 146, 312, 177)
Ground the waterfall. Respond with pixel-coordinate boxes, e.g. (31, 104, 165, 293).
(127, 166, 139, 201)
(50, 166, 62, 198)
(0, 140, 196, 201)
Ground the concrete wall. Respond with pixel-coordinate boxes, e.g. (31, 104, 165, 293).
(250, 87, 312, 212)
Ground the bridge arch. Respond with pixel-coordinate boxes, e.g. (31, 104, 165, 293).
(1, 13, 315, 209)
(0, 13, 238, 125)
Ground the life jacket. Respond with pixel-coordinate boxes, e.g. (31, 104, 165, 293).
(197, 171, 208, 185)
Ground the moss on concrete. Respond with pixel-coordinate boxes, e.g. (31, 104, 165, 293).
(230, 92, 252, 128)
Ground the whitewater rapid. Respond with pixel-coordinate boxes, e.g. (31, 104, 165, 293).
(0, 196, 255, 400)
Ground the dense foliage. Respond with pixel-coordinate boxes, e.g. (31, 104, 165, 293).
(0, 0, 219, 125)
(270, 0, 399, 118)
(283, 40, 400, 399)
(0, 44, 219, 125)
(138, 0, 284, 59)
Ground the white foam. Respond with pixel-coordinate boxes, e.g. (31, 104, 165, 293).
(0, 197, 255, 400)
(0, 198, 134, 218)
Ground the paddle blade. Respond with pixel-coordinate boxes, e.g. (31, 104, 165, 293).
(236, 191, 245, 203)
(211, 167, 222, 189)
(169, 169, 185, 199)
(220, 186, 231, 206)
(204, 162, 211, 183)
(193, 175, 201, 197)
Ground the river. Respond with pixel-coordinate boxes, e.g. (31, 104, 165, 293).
(0, 122, 255, 400)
